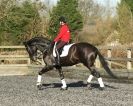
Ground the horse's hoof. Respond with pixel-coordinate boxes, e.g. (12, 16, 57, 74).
(37, 85, 43, 90)
(99, 87, 104, 91)
(87, 83, 93, 90)
(60, 87, 68, 90)
(88, 86, 93, 90)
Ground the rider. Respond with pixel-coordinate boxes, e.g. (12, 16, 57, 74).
(51, 16, 71, 66)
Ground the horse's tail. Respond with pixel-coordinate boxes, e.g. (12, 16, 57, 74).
(97, 50, 117, 78)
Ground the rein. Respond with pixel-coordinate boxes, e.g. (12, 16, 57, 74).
(32, 42, 51, 58)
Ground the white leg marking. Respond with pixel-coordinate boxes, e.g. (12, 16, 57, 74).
(61, 79, 67, 88)
(98, 77, 104, 87)
(87, 75, 93, 83)
(37, 75, 42, 85)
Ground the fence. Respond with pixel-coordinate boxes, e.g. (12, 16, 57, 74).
(0, 46, 44, 67)
(0, 46, 133, 70)
(96, 46, 133, 70)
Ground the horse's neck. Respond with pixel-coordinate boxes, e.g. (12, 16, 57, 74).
(36, 43, 52, 54)
(47, 46, 53, 54)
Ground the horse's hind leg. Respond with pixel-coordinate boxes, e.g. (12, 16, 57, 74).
(87, 66, 104, 90)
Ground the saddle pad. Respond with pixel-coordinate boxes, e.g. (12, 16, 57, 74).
(53, 43, 74, 57)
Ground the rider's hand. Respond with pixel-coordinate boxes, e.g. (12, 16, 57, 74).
(50, 41, 55, 47)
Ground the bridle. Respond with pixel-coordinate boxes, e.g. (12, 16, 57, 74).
(30, 42, 50, 59)
(36, 50, 43, 59)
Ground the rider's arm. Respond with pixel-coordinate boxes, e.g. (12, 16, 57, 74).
(54, 26, 67, 42)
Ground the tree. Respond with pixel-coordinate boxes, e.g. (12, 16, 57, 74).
(116, 0, 133, 43)
(78, 0, 114, 45)
(47, 0, 83, 41)
(121, 0, 133, 14)
(78, 0, 105, 25)
(0, 0, 42, 45)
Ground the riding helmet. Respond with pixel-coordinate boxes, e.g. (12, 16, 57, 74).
(59, 16, 66, 23)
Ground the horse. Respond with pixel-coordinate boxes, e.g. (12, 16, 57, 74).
(24, 36, 116, 90)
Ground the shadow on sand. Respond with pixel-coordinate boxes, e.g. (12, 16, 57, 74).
(40, 81, 118, 90)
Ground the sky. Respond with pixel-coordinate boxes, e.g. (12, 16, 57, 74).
(42, 0, 121, 16)
(95, 0, 121, 7)
(48, 0, 121, 7)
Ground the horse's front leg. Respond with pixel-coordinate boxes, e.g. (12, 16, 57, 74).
(37, 65, 53, 90)
(58, 68, 67, 90)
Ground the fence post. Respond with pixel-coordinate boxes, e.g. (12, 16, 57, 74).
(27, 58, 31, 65)
(107, 48, 112, 68)
(95, 55, 101, 68)
(127, 48, 132, 70)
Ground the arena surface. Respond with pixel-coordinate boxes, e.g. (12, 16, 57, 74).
(0, 75, 133, 106)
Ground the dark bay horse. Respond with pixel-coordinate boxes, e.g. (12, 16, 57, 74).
(24, 37, 116, 90)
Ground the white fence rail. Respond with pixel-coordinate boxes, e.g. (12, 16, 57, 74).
(0, 46, 32, 67)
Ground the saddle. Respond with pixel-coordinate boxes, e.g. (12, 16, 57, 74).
(53, 43, 74, 57)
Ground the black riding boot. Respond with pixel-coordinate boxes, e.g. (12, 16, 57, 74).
(55, 49, 61, 67)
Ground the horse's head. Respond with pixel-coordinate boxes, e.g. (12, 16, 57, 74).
(23, 41, 38, 61)
(24, 37, 51, 61)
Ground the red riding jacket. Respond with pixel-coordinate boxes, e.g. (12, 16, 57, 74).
(54, 24, 70, 43)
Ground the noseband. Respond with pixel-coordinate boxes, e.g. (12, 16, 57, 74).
(32, 42, 50, 59)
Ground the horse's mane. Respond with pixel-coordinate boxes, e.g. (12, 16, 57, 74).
(27, 36, 51, 44)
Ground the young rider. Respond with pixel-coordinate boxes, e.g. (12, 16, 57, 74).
(51, 16, 71, 66)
